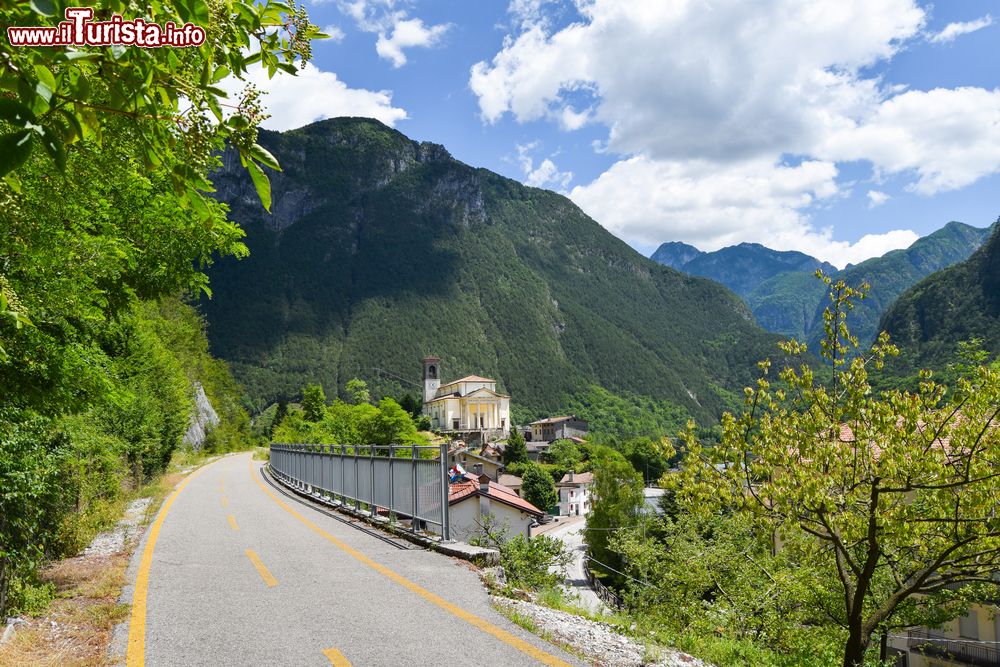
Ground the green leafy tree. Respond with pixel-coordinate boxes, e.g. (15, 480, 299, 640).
(674, 274, 1000, 667)
(300, 383, 326, 422)
(621, 436, 673, 485)
(345, 378, 371, 405)
(542, 438, 583, 468)
(503, 429, 528, 466)
(585, 447, 644, 576)
(520, 463, 557, 514)
(270, 400, 288, 437)
(0, 0, 324, 210)
(367, 397, 419, 446)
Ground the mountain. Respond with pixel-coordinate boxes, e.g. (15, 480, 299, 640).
(801, 221, 995, 350)
(881, 223, 1000, 371)
(681, 244, 836, 298)
(650, 242, 835, 298)
(203, 118, 781, 423)
(650, 241, 703, 270)
(653, 223, 993, 344)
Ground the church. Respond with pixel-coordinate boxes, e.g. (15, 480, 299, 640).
(421, 355, 511, 439)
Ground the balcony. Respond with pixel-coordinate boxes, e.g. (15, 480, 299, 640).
(908, 629, 1000, 667)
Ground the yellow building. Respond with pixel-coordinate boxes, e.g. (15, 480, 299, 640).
(421, 356, 511, 438)
(891, 602, 1000, 666)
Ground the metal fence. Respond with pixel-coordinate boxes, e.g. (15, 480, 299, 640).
(269, 443, 450, 541)
(907, 629, 1000, 667)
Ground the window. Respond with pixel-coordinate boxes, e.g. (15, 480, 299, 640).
(452, 419, 459, 430)
(959, 611, 979, 639)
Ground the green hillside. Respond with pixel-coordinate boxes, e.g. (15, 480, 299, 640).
(203, 118, 781, 424)
(677, 243, 835, 298)
(729, 221, 992, 343)
(881, 222, 1000, 372)
(803, 221, 994, 349)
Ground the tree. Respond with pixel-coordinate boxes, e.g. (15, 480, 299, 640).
(542, 438, 583, 468)
(270, 400, 288, 437)
(345, 378, 371, 405)
(621, 436, 674, 485)
(503, 429, 528, 466)
(0, 1, 324, 211)
(520, 464, 557, 514)
(585, 446, 644, 576)
(368, 398, 419, 446)
(301, 383, 326, 422)
(673, 274, 1000, 667)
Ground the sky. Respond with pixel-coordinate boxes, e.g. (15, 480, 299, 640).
(238, 0, 1000, 268)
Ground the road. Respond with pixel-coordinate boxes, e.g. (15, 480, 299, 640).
(118, 453, 582, 666)
(544, 518, 609, 615)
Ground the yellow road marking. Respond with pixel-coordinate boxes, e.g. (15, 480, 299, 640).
(248, 456, 573, 666)
(227, 514, 239, 531)
(127, 458, 223, 667)
(323, 648, 353, 666)
(245, 549, 278, 587)
(221, 495, 229, 508)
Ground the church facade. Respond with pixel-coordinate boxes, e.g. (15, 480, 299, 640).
(421, 355, 511, 438)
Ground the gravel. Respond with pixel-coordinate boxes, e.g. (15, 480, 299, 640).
(491, 596, 708, 667)
(81, 498, 153, 557)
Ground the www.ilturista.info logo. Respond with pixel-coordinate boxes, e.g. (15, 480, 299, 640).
(7, 7, 205, 48)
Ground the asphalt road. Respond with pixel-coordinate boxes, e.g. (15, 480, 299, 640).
(119, 453, 582, 666)
(544, 518, 609, 615)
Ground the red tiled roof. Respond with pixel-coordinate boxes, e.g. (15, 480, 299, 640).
(448, 474, 543, 516)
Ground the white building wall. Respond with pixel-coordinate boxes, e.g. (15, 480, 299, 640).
(449, 497, 534, 541)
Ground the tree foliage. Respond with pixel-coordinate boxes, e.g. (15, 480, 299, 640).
(520, 463, 556, 513)
(673, 274, 1000, 666)
(503, 428, 528, 466)
(301, 383, 326, 422)
(585, 447, 644, 577)
(0, 0, 323, 211)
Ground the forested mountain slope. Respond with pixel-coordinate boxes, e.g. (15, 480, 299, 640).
(204, 118, 781, 422)
(653, 222, 992, 344)
(882, 223, 1000, 371)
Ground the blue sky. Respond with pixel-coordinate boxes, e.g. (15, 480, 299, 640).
(245, 1, 1000, 267)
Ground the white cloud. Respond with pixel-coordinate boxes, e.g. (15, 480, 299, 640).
(339, 0, 450, 66)
(223, 62, 407, 131)
(867, 190, 891, 208)
(320, 24, 346, 42)
(929, 15, 993, 44)
(375, 18, 449, 67)
(472, 0, 1000, 264)
(821, 87, 1000, 194)
(569, 155, 916, 268)
(516, 143, 573, 190)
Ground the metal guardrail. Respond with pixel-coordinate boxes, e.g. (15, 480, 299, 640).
(908, 629, 1000, 667)
(583, 561, 623, 609)
(269, 443, 451, 541)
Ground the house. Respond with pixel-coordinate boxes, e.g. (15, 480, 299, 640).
(421, 356, 511, 442)
(529, 415, 589, 443)
(556, 470, 594, 517)
(448, 448, 503, 481)
(890, 603, 1000, 666)
(497, 474, 522, 497)
(449, 473, 543, 540)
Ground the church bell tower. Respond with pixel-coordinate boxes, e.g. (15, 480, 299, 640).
(422, 355, 441, 404)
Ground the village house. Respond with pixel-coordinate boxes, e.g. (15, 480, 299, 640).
(529, 415, 589, 442)
(448, 473, 543, 540)
(497, 473, 522, 496)
(421, 356, 511, 443)
(556, 470, 594, 517)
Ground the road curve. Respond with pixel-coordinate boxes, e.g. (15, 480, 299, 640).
(119, 453, 583, 666)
